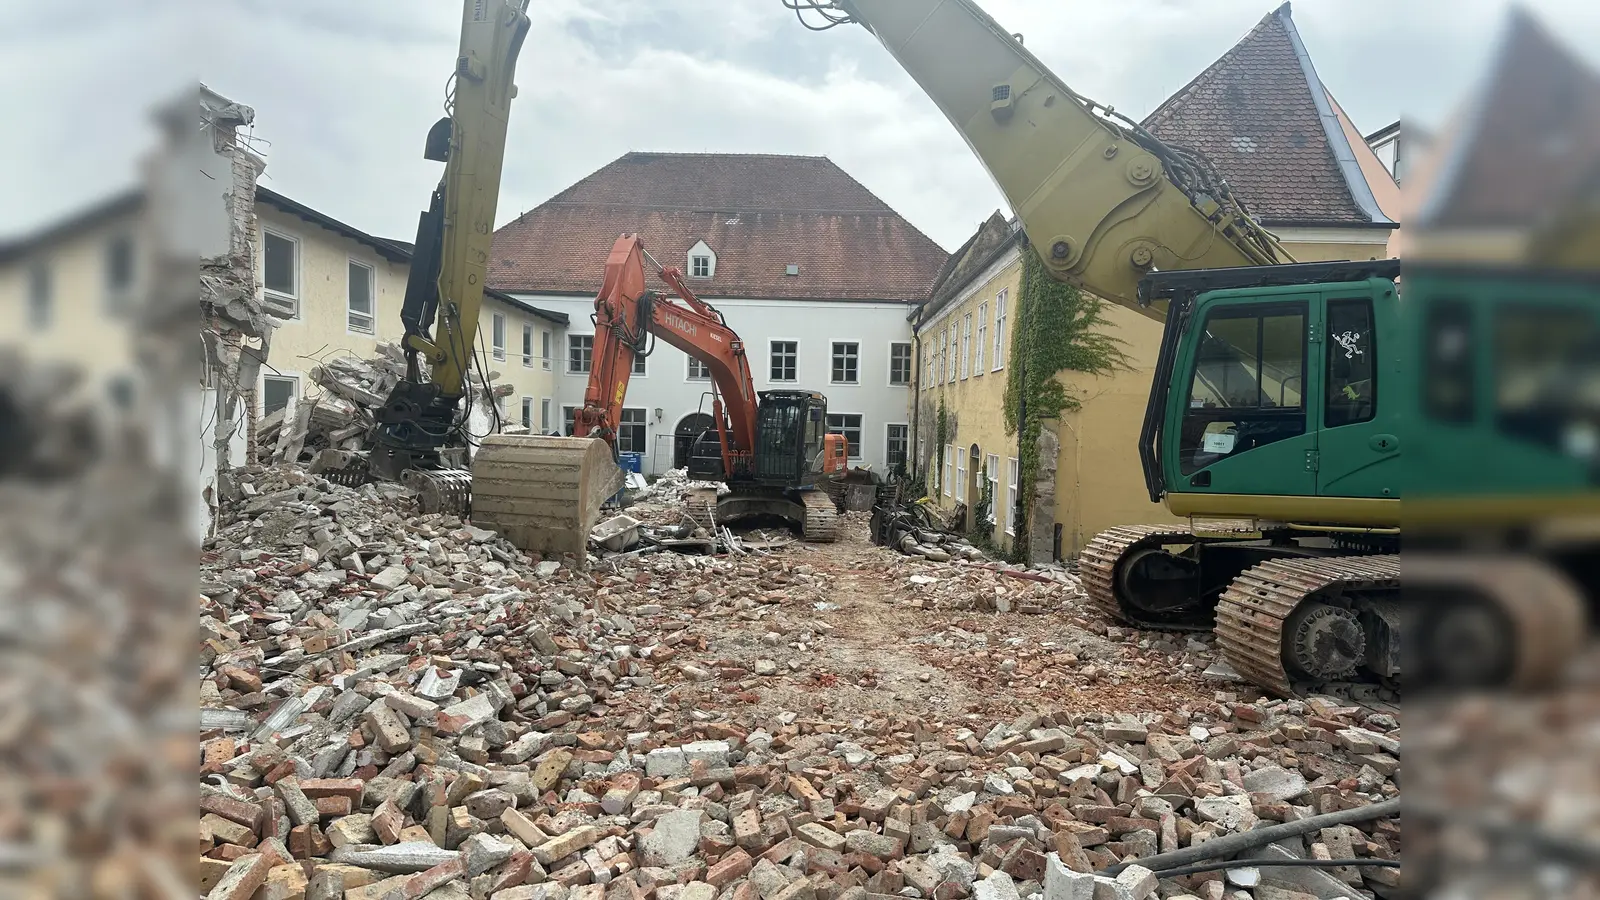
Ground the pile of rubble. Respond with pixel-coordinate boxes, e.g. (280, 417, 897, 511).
(258, 346, 513, 466)
(200, 463, 1403, 900)
(896, 566, 1083, 614)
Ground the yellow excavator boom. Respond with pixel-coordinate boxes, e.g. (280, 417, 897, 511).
(828, 0, 1294, 316)
(405, 0, 530, 396)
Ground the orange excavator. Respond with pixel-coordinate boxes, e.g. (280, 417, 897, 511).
(488, 234, 850, 543)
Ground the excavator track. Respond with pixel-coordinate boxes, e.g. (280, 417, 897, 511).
(689, 487, 840, 543)
(1079, 525, 1205, 629)
(1215, 555, 1400, 698)
(800, 489, 840, 543)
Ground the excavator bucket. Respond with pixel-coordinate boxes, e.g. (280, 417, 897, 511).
(469, 435, 624, 559)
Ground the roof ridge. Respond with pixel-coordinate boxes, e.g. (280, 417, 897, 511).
(619, 150, 831, 160)
(1276, 4, 1391, 224)
(536, 200, 916, 216)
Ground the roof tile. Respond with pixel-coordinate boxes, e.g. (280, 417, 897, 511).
(489, 153, 947, 301)
(1141, 3, 1370, 226)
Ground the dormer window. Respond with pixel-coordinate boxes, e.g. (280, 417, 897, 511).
(686, 240, 715, 279)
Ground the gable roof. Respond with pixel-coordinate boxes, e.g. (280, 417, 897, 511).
(915, 211, 1017, 325)
(0, 188, 144, 264)
(1141, 3, 1392, 228)
(1416, 8, 1600, 230)
(257, 185, 412, 263)
(488, 152, 949, 302)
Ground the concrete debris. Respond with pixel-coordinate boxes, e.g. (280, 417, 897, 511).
(198, 461, 1402, 900)
(255, 346, 408, 466)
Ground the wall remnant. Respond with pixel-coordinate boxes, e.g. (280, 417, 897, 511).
(197, 86, 269, 533)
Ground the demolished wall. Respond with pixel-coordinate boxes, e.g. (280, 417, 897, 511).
(198, 86, 270, 534)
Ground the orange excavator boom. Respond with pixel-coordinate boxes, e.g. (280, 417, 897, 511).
(574, 234, 760, 474)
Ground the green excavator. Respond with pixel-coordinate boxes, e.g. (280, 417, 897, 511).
(792, 0, 1596, 696)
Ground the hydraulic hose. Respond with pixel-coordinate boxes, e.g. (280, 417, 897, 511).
(1100, 797, 1401, 877)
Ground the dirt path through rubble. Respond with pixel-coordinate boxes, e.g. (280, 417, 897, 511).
(678, 516, 1216, 729)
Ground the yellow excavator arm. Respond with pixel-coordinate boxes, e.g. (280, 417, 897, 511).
(403, 0, 530, 395)
(809, 0, 1294, 316)
(371, 0, 530, 481)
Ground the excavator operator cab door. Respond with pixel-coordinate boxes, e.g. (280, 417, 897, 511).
(1163, 292, 1320, 501)
(753, 391, 827, 487)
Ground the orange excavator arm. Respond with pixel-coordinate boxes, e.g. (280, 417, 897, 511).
(574, 235, 759, 471)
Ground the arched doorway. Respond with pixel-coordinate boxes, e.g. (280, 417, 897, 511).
(674, 413, 715, 469)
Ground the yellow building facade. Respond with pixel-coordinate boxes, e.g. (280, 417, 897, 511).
(253, 188, 567, 435)
(0, 192, 144, 411)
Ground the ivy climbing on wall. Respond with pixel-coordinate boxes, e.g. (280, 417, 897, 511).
(1002, 249, 1129, 558)
(933, 397, 950, 496)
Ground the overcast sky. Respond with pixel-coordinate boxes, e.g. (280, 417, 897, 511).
(4, 0, 1599, 249)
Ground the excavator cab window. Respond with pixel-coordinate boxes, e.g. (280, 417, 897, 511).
(1325, 298, 1376, 428)
(1179, 302, 1307, 475)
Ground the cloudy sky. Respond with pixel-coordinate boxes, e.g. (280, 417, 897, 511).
(4, 0, 1599, 248)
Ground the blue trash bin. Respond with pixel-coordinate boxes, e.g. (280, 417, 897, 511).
(618, 452, 644, 474)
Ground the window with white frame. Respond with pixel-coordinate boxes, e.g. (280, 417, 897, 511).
(826, 413, 863, 459)
(937, 330, 947, 384)
(831, 342, 859, 384)
(108, 375, 135, 410)
(262, 375, 298, 417)
(985, 453, 1000, 525)
(960, 314, 972, 379)
(104, 234, 134, 313)
(886, 424, 909, 472)
(562, 405, 578, 436)
(492, 313, 506, 361)
(569, 335, 593, 373)
(27, 262, 51, 330)
(889, 342, 912, 386)
(690, 255, 711, 278)
(632, 353, 646, 376)
(947, 328, 959, 383)
(688, 357, 711, 380)
(924, 341, 936, 386)
(346, 260, 375, 333)
(522, 325, 534, 366)
(521, 397, 533, 430)
(955, 451, 968, 503)
(540, 398, 552, 433)
(770, 340, 797, 382)
(975, 302, 988, 374)
(943, 444, 953, 497)
(1006, 456, 1019, 535)
(993, 288, 1008, 370)
(619, 408, 647, 453)
(262, 230, 298, 316)
(540, 330, 552, 370)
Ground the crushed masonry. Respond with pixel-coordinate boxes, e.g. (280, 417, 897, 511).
(200, 462, 1404, 900)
